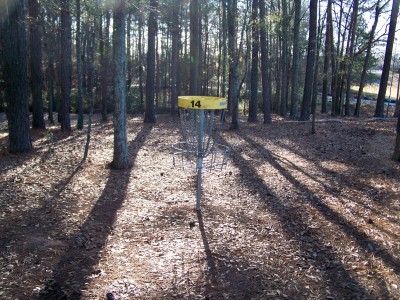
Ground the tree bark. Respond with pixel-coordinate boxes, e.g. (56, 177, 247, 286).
(327, 0, 337, 117)
(280, 0, 289, 117)
(111, 0, 129, 169)
(393, 109, 400, 161)
(170, 0, 181, 115)
(76, 0, 84, 129)
(101, 11, 111, 122)
(344, 0, 359, 116)
(227, 0, 239, 129)
(248, 0, 259, 122)
(29, 0, 45, 129)
(3, 0, 33, 153)
(290, 0, 301, 119)
(189, 0, 201, 95)
(259, 0, 271, 124)
(299, 0, 318, 121)
(144, 0, 157, 123)
(375, 0, 400, 117)
(60, 0, 72, 131)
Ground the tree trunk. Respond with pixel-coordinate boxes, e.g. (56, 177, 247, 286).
(3, 0, 33, 153)
(327, 0, 337, 117)
(280, 0, 289, 117)
(321, 26, 329, 113)
(227, 0, 239, 129)
(29, 0, 45, 129)
(259, 0, 271, 124)
(138, 15, 144, 108)
(144, 0, 157, 123)
(344, 0, 359, 116)
(221, 0, 228, 99)
(190, 0, 201, 95)
(299, 0, 317, 121)
(60, 0, 72, 131)
(126, 13, 132, 93)
(290, 0, 301, 119)
(311, 3, 324, 134)
(170, 0, 181, 115)
(101, 11, 111, 122)
(43, 12, 56, 124)
(111, 0, 129, 169)
(248, 0, 259, 122)
(76, 0, 84, 129)
(392, 100, 400, 160)
(375, 0, 400, 117)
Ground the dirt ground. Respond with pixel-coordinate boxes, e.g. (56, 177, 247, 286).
(0, 110, 399, 300)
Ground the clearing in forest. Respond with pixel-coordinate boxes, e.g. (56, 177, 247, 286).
(0, 113, 399, 299)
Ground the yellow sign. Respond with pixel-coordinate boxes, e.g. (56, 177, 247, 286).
(178, 96, 227, 110)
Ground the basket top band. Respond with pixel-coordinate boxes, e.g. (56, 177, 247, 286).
(178, 96, 227, 110)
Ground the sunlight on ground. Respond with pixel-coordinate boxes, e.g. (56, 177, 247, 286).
(320, 160, 354, 173)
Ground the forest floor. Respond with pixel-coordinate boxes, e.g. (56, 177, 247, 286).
(0, 108, 399, 300)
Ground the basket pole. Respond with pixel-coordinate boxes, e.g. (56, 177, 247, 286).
(196, 110, 204, 211)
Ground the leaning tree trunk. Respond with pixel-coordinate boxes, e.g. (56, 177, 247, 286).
(60, 0, 72, 131)
(3, 0, 33, 153)
(29, 0, 45, 129)
(375, 0, 400, 118)
(111, 0, 129, 169)
(355, 3, 381, 117)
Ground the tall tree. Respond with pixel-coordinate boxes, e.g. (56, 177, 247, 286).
(327, 0, 338, 117)
(101, 11, 111, 122)
(280, 0, 289, 117)
(227, 0, 240, 129)
(60, 0, 72, 131)
(248, 0, 259, 122)
(29, 0, 45, 129)
(299, 0, 318, 121)
(111, 0, 129, 169)
(344, 0, 359, 116)
(355, 2, 382, 117)
(290, 0, 301, 120)
(76, 0, 84, 129)
(2, 0, 33, 152)
(375, 0, 399, 117)
(144, 0, 158, 123)
(259, 0, 271, 123)
(321, 5, 330, 114)
(189, 0, 201, 95)
(170, 0, 181, 115)
(393, 109, 400, 161)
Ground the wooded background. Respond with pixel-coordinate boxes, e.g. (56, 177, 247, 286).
(1, 0, 400, 160)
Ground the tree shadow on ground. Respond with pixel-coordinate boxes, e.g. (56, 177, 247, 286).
(234, 133, 400, 273)
(37, 123, 153, 299)
(219, 132, 385, 298)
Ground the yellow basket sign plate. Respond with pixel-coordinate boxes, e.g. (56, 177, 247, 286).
(178, 96, 227, 110)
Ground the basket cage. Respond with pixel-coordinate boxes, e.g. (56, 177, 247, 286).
(172, 108, 230, 171)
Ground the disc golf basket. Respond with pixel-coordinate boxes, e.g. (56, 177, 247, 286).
(172, 96, 230, 211)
